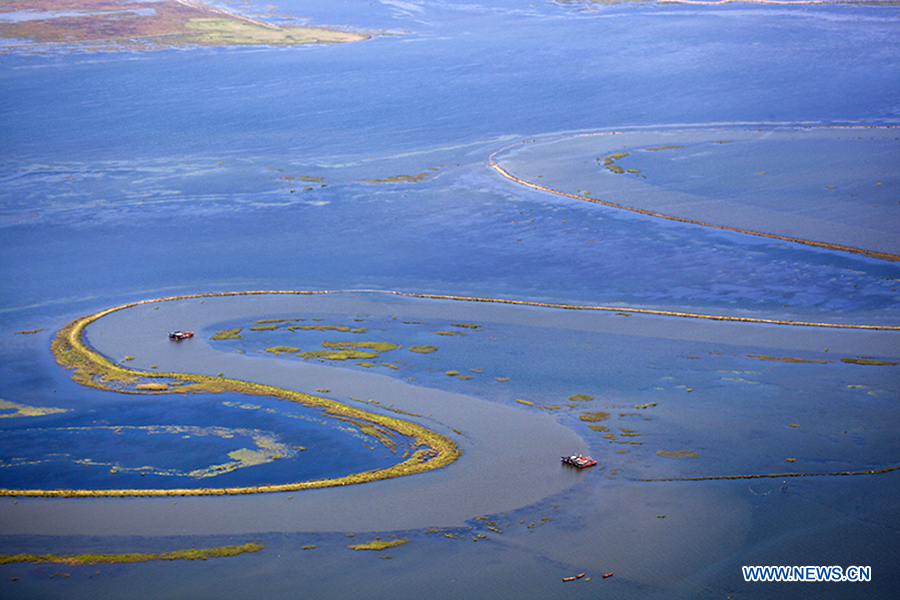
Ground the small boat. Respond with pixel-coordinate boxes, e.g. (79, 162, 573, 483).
(168, 331, 194, 341)
(562, 576, 576, 582)
(602, 572, 613, 579)
(561, 454, 597, 468)
(576, 573, 585, 579)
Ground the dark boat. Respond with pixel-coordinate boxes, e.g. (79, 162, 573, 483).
(561, 454, 597, 468)
(168, 331, 194, 341)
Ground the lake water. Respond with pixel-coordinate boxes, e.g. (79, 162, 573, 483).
(1, 1, 899, 598)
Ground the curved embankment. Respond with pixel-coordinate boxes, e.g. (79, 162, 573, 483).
(637, 465, 900, 483)
(489, 129, 900, 263)
(3, 289, 897, 498)
(0, 292, 460, 498)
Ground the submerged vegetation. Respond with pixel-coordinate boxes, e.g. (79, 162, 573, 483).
(0, 399, 68, 418)
(657, 449, 700, 459)
(361, 173, 430, 183)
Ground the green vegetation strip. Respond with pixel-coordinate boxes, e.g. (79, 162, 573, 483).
(0, 293, 460, 498)
(0, 542, 264, 565)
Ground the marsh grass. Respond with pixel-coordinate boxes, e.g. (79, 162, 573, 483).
(568, 394, 593, 402)
(347, 538, 410, 551)
(841, 358, 898, 366)
(0, 542, 265, 565)
(299, 349, 379, 360)
(213, 328, 243, 340)
(322, 341, 400, 352)
(409, 345, 438, 353)
(748, 354, 831, 364)
(265, 346, 301, 355)
(579, 411, 610, 422)
(288, 325, 351, 332)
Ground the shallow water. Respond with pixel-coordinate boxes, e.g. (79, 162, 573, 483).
(1, 1, 899, 598)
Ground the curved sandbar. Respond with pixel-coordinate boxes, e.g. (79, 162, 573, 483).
(1, 294, 460, 497)
(490, 126, 900, 261)
(1, 290, 897, 536)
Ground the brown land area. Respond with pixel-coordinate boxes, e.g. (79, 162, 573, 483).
(1, 1, 368, 50)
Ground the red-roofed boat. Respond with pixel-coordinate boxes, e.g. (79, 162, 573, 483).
(168, 331, 194, 341)
(561, 454, 597, 468)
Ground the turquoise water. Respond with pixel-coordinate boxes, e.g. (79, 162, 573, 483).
(1, 1, 899, 598)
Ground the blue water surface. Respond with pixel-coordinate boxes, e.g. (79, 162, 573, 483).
(1, 1, 899, 599)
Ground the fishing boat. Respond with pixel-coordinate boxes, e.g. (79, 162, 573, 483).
(168, 331, 194, 340)
(561, 454, 597, 468)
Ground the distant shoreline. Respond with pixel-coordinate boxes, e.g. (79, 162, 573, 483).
(0, 1, 370, 52)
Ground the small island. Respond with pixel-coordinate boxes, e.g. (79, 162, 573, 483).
(1, 1, 369, 52)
